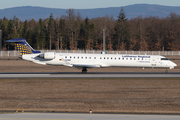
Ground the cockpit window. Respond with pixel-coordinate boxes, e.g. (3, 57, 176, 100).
(161, 58, 169, 60)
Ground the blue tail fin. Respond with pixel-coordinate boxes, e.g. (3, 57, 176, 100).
(6, 38, 41, 55)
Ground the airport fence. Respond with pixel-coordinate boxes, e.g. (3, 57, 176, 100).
(1, 50, 180, 57)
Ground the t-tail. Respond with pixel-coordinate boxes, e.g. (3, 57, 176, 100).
(6, 38, 41, 55)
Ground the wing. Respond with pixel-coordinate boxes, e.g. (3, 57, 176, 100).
(72, 64, 101, 68)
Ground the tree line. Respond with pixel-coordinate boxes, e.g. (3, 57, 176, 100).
(1, 8, 180, 51)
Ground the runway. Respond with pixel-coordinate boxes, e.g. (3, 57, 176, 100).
(0, 113, 179, 120)
(0, 72, 180, 78)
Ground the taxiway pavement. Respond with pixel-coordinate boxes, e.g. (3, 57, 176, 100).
(0, 113, 179, 120)
(0, 72, 180, 78)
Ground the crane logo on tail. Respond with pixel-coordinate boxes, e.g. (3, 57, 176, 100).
(6, 38, 41, 55)
(16, 44, 32, 55)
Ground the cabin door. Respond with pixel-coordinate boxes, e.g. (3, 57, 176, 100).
(151, 57, 156, 67)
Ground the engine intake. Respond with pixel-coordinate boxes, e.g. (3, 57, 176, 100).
(39, 52, 55, 59)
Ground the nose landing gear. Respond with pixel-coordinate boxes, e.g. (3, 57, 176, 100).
(165, 69, 168, 73)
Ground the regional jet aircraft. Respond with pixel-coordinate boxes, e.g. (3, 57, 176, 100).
(6, 38, 177, 73)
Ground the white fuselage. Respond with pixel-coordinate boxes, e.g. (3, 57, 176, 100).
(21, 53, 177, 69)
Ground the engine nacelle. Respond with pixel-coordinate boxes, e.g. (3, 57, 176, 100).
(39, 52, 55, 59)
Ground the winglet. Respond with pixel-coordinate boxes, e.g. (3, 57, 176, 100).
(6, 38, 41, 55)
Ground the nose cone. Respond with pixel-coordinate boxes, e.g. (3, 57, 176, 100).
(173, 62, 177, 67)
(169, 62, 177, 69)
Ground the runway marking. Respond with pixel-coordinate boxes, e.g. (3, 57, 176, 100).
(0, 118, 81, 120)
(1, 72, 180, 78)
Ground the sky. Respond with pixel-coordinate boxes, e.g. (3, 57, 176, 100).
(0, 0, 180, 9)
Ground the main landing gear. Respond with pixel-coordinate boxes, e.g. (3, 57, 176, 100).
(82, 68, 87, 74)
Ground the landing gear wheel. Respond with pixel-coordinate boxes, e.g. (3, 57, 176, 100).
(165, 69, 168, 73)
(82, 68, 87, 74)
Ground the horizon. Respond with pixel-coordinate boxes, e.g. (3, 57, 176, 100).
(1, 3, 180, 10)
(0, 0, 180, 9)
(0, 4, 180, 22)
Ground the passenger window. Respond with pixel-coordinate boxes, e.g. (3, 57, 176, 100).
(107, 57, 109, 59)
(119, 58, 120, 60)
(74, 57, 75, 59)
(94, 57, 96, 59)
(89, 57, 91, 59)
(130, 58, 132, 60)
(126, 58, 128, 60)
(134, 58, 136, 60)
(65, 56, 67, 58)
(115, 58, 116, 60)
(100, 57, 102, 59)
(111, 57, 113, 59)
(122, 58, 124, 60)
(85, 57, 87, 59)
(104, 57, 106, 59)
(81, 57, 83, 59)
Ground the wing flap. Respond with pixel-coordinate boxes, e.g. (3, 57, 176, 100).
(33, 61, 46, 65)
(72, 64, 101, 68)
